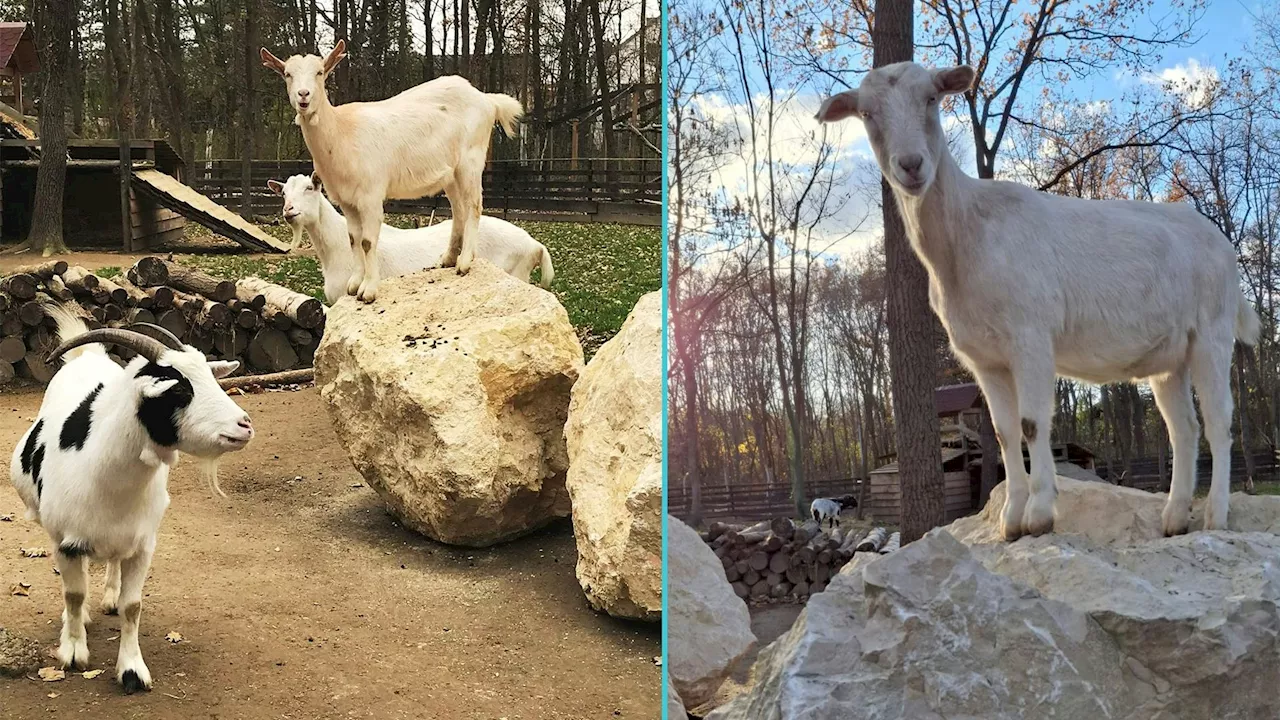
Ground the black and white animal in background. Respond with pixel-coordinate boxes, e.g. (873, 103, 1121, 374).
(9, 309, 253, 694)
(810, 494, 858, 529)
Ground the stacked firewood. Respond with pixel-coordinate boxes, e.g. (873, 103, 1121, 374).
(0, 257, 325, 385)
(701, 518, 898, 603)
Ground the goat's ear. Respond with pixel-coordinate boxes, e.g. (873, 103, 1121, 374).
(309, 171, 323, 192)
(261, 47, 286, 76)
(935, 65, 975, 95)
(815, 90, 859, 124)
(267, 179, 284, 195)
(207, 360, 239, 379)
(323, 39, 347, 74)
(139, 377, 181, 398)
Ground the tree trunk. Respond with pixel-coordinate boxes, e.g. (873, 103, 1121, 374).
(25, 0, 73, 256)
(241, 0, 258, 219)
(875, 0, 944, 543)
(587, 0, 617, 188)
(682, 345, 703, 527)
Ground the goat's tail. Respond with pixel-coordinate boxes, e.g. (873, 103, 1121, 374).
(1236, 291, 1261, 346)
(537, 244, 555, 289)
(487, 93, 524, 138)
(45, 303, 100, 362)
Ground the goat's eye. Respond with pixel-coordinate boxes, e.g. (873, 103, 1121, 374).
(284, 72, 291, 79)
(928, 96, 938, 105)
(860, 111, 873, 121)
(316, 71, 322, 76)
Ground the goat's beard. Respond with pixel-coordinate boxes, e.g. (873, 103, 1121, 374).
(289, 222, 305, 250)
(194, 456, 227, 498)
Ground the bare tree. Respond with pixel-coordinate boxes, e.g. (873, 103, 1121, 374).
(18, 0, 74, 256)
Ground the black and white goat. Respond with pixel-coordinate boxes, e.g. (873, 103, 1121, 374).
(8, 308, 253, 694)
(810, 494, 857, 529)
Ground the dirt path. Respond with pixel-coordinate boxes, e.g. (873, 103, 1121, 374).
(0, 386, 659, 719)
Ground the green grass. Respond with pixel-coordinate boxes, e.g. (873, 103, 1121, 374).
(174, 218, 661, 358)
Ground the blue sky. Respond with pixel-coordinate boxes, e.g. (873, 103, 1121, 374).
(685, 0, 1270, 259)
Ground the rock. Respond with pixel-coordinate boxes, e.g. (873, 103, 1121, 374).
(565, 291, 662, 620)
(711, 476, 1280, 719)
(670, 516, 757, 708)
(0, 627, 44, 678)
(667, 679, 688, 719)
(315, 261, 583, 546)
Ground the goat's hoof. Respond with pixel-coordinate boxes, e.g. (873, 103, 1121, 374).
(119, 667, 152, 695)
(101, 602, 118, 616)
(439, 252, 459, 268)
(1161, 507, 1191, 537)
(356, 283, 378, 303)
(345, 278, 361, 296)
(999, 522, 1023, 542)
(1203, 506, 1229, 532)
(57, 641, 89, 670)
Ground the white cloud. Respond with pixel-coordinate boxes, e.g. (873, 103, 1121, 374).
(1142, 58, 1220, 109)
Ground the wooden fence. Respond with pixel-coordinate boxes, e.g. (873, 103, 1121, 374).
(670, 450, 1280, 523)
(668, 477, 862, 523)
(193, 158, 661, 226)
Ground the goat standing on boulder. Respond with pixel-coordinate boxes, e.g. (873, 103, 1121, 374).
(817, 62, 1260, 541)
(261, 40, 524, 302)
(9, 309, 253, 693)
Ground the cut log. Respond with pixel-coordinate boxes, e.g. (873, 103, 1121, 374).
(760, 535, 783, 553)
(12, 260, 68, 279)
(43, 275, 73, 302)
(132, 257, 237, 302)
(793, 580, 809, 597)
(731, 582, 750, 599)
(155, 309, 188, 340)
(880, 531, 901, 554)
(768, 552, 790, 575)
(0, 359, 14, 385)
(749, 580, 770, 598)
(114, 276, 152, 307)
(742, 569, 760, 586)
(236, 308, 260, 330)
(22, 350, 55, 383)
(234, 282, 267, 310)
(17, 301, 44, 327)
(764, 572, 782, 586)
(771, 582, 792, 598)
(2, 273, 38, 300)
(0, 290, 9, 312)
(247, 328, 299, 373)
(237, 277, 324, 329)
(124, 307, 156, 325)
(96, 277, 130, 305)
(747, 551, 770, 572)
(770, 517, 796, 541)
(217, 367, 315, 390)
(857, 527, 888, 553)
(724, 565, 740, 583)
(785, 565, 807, 586)
(145, 286, 174, 310)
(0, 336, 24, 363)
(61, 266, 99, 296)
(1, 311, 22, 336)
(287, 327, 313, 346)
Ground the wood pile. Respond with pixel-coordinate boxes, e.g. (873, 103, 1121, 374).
(0, 258, 324, 385)
(700, 518, 898, 604)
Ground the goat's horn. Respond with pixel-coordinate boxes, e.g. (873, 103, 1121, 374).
(129, 322, 185, 351)
(47, 329, 169, 365)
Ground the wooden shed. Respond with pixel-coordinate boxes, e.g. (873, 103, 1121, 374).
(864, 383, 1097, 524)
(0, 23, 37, 114)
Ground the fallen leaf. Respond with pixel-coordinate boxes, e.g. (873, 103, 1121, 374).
(20, 547, 49, 558)
(165, 631, 183, 643)
(38, 667, 65, 682)
(47, 692, 59, 698)
(82, 669, 104, 680)
(349, 482, 364, 488)
(0, 513, 13, 521)
(653, 656, 662, 666)
(10, 582, 31, 596)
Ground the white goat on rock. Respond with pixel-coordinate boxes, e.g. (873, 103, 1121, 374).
(262, 40, 523, 302)
(9, 309, 253, 693)
(268, 173, 553, 303)
(818, 62, 1260, 541)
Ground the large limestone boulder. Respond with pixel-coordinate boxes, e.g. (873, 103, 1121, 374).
(315, 261, 583, 547)
(712, 477, 1280, 719)
(667, 679, 688, 719)
(564, 291, 662, 620)
(670, 516, 757, 708)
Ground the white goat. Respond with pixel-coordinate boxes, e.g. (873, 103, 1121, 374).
(817, 62, 1260, 541)
(810, 495, 857, 529)
(267, 173, 553, 303)
(9, 310, 253, 693)
(261, 40, 524, 302)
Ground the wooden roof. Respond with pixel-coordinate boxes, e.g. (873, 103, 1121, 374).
(936, 383, 984, 416)
(871, 447, 968, 475)
(0, 23, 38, 74)
(131, 170, 289, 253)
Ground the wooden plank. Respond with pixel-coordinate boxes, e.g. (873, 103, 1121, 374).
(131, 169, 288, 253)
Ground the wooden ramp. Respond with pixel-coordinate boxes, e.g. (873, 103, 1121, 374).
(131, 169, 289, 253)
